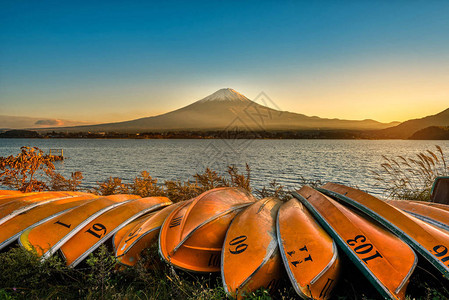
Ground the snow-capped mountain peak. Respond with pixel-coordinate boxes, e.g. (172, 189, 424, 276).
(196, 88, 251, 103)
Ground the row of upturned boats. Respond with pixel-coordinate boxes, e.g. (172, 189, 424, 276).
(0, 184, 448, 299)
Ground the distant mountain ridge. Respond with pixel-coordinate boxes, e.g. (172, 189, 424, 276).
(377, 108, 449, 139)
(409, 126, 449, 140)
(34, 88, 399, 133)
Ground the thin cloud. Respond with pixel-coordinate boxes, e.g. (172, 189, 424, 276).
(35, 119, 65, 126)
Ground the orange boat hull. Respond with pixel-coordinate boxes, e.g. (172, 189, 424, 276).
(277, 198, 340, 299)
(294, 186, 417, 300)
(222, 198, 283, 299)
(420, 202, 449, 212)
(0, 190, 23, 196)
(321, 182, 449, 280)
(19, 194, 140, 258)
(60, 196, 171, 266)
(0, 192, 38, 205)
(113, 214, 152, 256)
(0, 194, 98, 250)
(0, 192, 81, 223)
(159, 187, 255, 273)
(115, 202, 181, 266)
(387, 200, 449, 232)
(402, 201, 449, 212)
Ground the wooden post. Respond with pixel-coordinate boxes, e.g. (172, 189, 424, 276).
(48, 149, 63, 159)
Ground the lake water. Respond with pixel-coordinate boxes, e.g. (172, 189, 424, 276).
(1, 138, 448, 197)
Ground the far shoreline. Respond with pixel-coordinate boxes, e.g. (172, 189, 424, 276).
(1, 129, 447, 140)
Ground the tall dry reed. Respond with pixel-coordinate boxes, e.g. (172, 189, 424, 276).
(372, 145, 448, 200)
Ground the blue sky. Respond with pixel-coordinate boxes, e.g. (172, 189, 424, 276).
(1, 1, 448, 123)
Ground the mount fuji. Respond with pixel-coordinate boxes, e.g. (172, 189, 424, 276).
(36, 88, 398, 132)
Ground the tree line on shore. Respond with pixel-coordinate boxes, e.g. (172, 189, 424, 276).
(2, 127, 448, 140)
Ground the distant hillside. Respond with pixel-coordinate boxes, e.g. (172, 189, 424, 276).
(409, 126, 449, 140)
(36, 88, 398, 133)
(377, 108, 449, 139)
(0, 130, 40, 138)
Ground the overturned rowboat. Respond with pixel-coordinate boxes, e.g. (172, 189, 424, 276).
(19, 194, 140, 258)
(387, 200, 449, 232)
(114, 201, 182, 267)
(0, 192, 39, 205)
(294, 186, 417, 300)
(0, 191, 89, 226)
(402, 200, 449, 212)
(159, 187, 255, 272)
(320, 183, 449, 280)
(276, 198, 340, 299)
(222, 197, 284, 299)
(0, 190, 23, 197)
(420, 202, 449, 212)
(113, 214, 153, 262)
(0, 193, 98, 251)
(60, 196, 171, 267)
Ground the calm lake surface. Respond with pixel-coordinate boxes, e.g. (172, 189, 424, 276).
(1, 138, 448, 197)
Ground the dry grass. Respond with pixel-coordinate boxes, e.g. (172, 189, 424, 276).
(92, 164, 254, 202)
(46, 170, 84, 191)
(372, 145, 448, 200)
